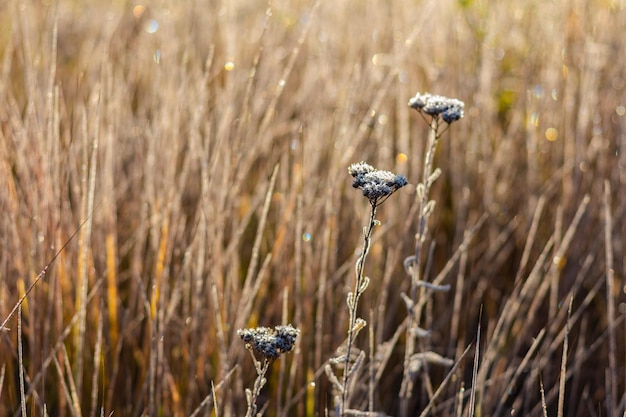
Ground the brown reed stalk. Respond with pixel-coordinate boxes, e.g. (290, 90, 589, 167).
(188, 367, 238, 417)
(231, 166, 279, 339)
(90, 308, 103, 416)
(557, 298, 573, 417)
(493, 328, 546, 416)
(469, 316, 481, 417)
(62, 341, 83, 417)
(603, 180, 617, 417)
(1, 215, 97, 333)
(74, 101, 99, 396)
(18, 307, 26, 417)
(103, 112, 119, 353)
(539, 373, 548, 417)
(52, 354, 74, 416)
(279, 195, 305, 417)
(418, 344, 472, 417)
(17, 279, 103, 411)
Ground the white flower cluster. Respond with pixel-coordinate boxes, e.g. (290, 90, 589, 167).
(238, 325, 300, 360)
(408, 92, 465, 124)
(348, 162, 408, 204)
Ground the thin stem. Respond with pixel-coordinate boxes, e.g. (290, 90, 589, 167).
(603, 180, 617, 416)
(400, 116, 441, 415)
(0, 207, 98, 332)
(340, 202, 378, 415)
(245, 357, 271, 417)
(18, 307, 26, 417)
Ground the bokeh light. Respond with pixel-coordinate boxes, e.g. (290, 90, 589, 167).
(545, 127, 558, 141)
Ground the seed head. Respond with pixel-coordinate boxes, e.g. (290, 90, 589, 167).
(349, 162, 408, 205)
(408, 92, 465, 124)
(238, 324, 300, 360)
(348, 161, 376, 177)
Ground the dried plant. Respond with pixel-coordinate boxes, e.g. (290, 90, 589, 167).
(0, 2, 624, 416)
(326, 162, 406, 415)
(238, 325, 299, 417)
(400, 92, 465, 416)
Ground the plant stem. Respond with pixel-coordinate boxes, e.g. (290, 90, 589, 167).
(340, 202, 378, 415)
(246, 358, 271, 417)
(400, 117, 440, 416)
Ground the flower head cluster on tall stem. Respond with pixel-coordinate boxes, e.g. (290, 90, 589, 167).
(409, 92, 464, 124)
(348, 161, 408, 207)
(238, 325, 299, 360)
(335, 162, 407, 416)
(399, 92, 464, 417)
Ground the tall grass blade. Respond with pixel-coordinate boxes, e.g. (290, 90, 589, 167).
(557, 298, 573, 417)
(603, 180, 618, 417)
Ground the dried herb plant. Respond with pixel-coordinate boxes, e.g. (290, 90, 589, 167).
(400, 93, 465, 416)
(238, 325, 299, 417)
(326, 162, 406, 416)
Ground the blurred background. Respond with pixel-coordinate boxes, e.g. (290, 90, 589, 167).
(0, 0, 624, 415)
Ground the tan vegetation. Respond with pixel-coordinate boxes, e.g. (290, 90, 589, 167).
(0, 0, 625, 416)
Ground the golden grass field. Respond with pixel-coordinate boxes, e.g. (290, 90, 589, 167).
(0, 0, 625, 415)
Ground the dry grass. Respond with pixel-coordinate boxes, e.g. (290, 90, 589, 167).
(0, 0, 625, 416)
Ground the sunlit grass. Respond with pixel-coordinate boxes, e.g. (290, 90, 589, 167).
(0, 0, 624, 416)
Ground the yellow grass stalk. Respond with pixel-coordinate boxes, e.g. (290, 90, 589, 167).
(151, 215, 169, 320)
(74, 102, 99, 395)
(91, 309, 103, 415)
(105, 233, 119, 349)
(16, 278, 28, 318)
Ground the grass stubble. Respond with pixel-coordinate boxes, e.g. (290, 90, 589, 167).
(0, 0, 625, 416)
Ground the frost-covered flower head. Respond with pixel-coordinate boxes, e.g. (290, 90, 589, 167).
(348, 161, 408, 205)
(408, 92, 465, 124)
(238, 325, 300, 360)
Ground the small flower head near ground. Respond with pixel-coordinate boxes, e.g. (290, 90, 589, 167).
(408, 92, 465, 124)
(348, 161, 408, 205)
(238, 324, 300, 361)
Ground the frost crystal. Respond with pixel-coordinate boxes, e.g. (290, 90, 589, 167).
(238, 325, 300, 360)
(409, 92, 465, 124)
(349, 162, 408, 204)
